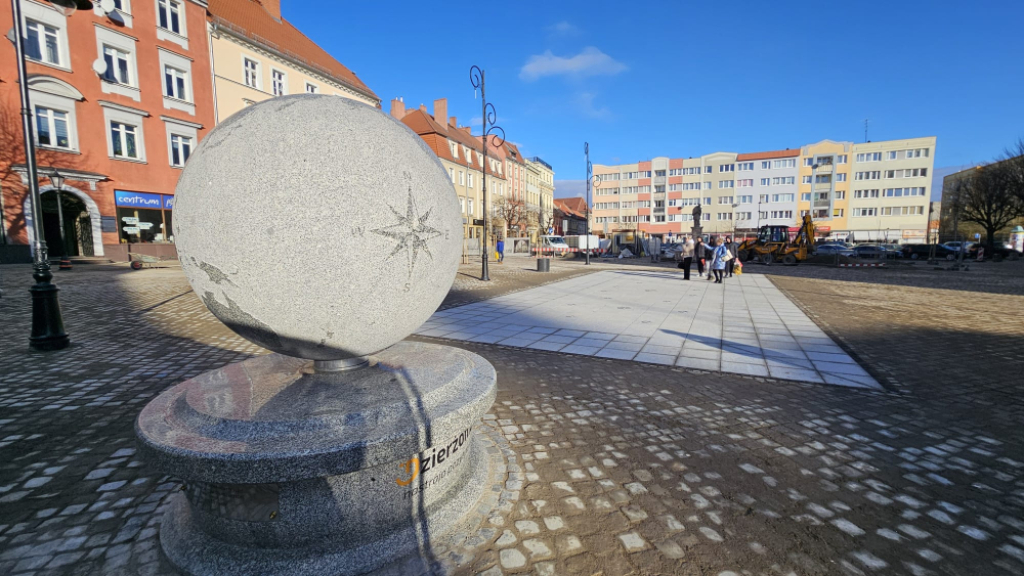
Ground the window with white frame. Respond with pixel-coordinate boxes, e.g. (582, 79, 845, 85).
(243, 58, 259, 88)
(856, 152, 882, 162)
(110, 121, 139, 159)
(836, 173, 847, 182)
(772, 193, 795, 203)
(468, 199, 473, 216)
(833, 208, 844, 217)
(759, 194, 769, 203)
(815, 174, 831, 184)
(773, 176, 795, 185)
(761, 161, 771, 169)
(448, 168, 454, 182)
(854, 189, 880, 198)
(449, 142, 458, 159)
(760, 178, 770, 186)
(737, 162, 754, 171)
(718, 180, 733, 188)
(804, 158, 814, 167)
(738, 195, 753, 203)
(703, 182, 711, 189)
(169, 133, 191, 167)
(801, 193, 811, 201)
(855, 171, 881, 180)
(770, 210, 792, 219)
(719, 164, 734, 172)
(835, 190, 846, 199)
(25, 20, 61, 66)
(737, 179, 753, 187)
(459, 171, 464, 185)
(887, 151, 897, 160)
(703, 197, 711, 205)
(773, 158, 796, 168)
(718, 196, 733, 204)
(736, 212, 751, 220)
(157, 0, 183, 35)
(163, 65, 188, 100)
(272, 69, 286, 96)
(102, 45, 131, 84)
(35, 106, 71, 149)
(801, 176, 812, 184)
(467, 173, 474, 188)
(717, 213, 732, 221)
(853, 208, 877, 217)
(305, 82, 318, 94)
(838, 155, 847, 163)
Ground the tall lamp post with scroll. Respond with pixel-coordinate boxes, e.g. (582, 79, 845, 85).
(469, 65, 505, 282)
(584, 143, 601, 265)
(10, 0, 92, 349)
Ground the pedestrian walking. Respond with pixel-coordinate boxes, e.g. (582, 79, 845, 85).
(678, 236, 694, 280)
(711, 237, 728, 283)
(725, 236, 737, 277)
(496, 237, 505, 263)
(694, 237, 706, 277)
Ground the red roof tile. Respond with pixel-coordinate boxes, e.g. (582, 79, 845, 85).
(208, 0, 378, 102)
(555, 197, 587, 219)
(736, 149, 799, 161)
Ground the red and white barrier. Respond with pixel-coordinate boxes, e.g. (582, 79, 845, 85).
(837, 263, 885, 268)
(530, 247, 608, 256)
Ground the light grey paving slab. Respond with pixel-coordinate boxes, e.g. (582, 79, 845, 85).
(423, 270, 880, 389)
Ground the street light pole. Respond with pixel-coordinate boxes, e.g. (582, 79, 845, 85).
(584, 142, 602, 265)
(11, 0, 91, 350)
(470, 65, 504, 282)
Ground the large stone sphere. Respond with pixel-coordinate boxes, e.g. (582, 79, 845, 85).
(173, 95, 462, 360)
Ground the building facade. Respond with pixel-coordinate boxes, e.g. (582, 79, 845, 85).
(553, 197, 587, 236)
(589, 136, 936, 243)
(525, 156, 554, 235)
(207, 0, 378, 123)
(0, 0, 216, 262)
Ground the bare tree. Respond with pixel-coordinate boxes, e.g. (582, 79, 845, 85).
(1002, 138, 1024, 207)
(494, 196, 527, 238)
(947, 162, 1024, 252)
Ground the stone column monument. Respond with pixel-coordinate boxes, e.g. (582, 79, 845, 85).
(135, 95, 498, 575)
(691, 203, 703, 239)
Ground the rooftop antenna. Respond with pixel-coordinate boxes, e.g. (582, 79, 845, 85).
(864, 118, 869, 143)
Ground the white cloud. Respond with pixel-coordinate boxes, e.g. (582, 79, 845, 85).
(575, 92, 611, 119)
(519, 47, 627, 82)
(547, 21, 580, 36)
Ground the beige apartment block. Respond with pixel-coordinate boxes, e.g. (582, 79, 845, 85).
(848, 137, 936, 242)
(526, 158, 555, 233)
(207, 0, 379, 123)
(798, 140, 853, 235)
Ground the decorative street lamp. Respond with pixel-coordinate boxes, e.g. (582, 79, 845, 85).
(49, 171, 72, 270)
(469, 65, 504, 282)
(584, 143, 601, 265)
(11, 0, 92, 350)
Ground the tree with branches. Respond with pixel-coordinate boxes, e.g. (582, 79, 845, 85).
(494, 196, 527, 238)
(946, 161, 1024, 252)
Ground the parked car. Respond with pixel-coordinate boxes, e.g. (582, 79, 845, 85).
(901, 244, 958, 261)
(815, 244, 855, 257)
(941, 241, 976, 254)
(880, 244, 904, 258)
(852, 244, 890, 259)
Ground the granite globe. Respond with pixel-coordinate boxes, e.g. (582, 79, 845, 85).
(172, 95, 462, 360)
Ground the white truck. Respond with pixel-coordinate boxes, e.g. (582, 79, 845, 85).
(563, 235, 601, 255)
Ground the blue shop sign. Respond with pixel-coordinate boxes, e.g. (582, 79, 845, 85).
(163, 195, 174, 210)
(115, 190, 163, 209)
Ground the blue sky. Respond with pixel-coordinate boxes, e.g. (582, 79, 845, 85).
(285, 0, 1023, 201)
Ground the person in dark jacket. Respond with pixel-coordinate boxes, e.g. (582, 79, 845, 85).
(694, 237, 707, 277)
(725, 236, 736, 277)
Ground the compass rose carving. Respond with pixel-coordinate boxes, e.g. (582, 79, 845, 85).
(372, 188, 442, 282)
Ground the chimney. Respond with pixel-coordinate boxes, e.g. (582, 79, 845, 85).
(419, 104, 427, 112)
(462, 126, 471, 135)
(389, 98, 405, 119)
(433, 98, 447, 126)
(259, 0, 282, 21)
(449, 116, 457, 129)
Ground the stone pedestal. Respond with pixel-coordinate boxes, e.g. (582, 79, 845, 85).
(136, 341, 496, 575)
(691, 225, 703, 239)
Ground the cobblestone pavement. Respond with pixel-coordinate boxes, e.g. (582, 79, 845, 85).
(1, 261, 1024, 576)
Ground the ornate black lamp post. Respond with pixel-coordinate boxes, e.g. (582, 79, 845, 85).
(11, 0, 92, 350)
(49, 172, 72, 270)
(584, 143, 601, 265)
(470, 65, 504, 282)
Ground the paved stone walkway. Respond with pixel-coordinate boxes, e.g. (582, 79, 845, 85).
(418, 271, 879, 389)
(1, 260, 1024, 576)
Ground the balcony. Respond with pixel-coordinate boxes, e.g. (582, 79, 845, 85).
(653, 175, 667, 185)
(814, 162, 834, 174)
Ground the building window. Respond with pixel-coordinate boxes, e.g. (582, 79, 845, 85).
(157, 0, 182, 34)
(737, 195, 753, 204)
(468, 199, 474, 216)
(719, 164, 735, 172)
(704, 166, 712, 173)
(773, 177, 795, 185)
(468, 173, 474, 188)
(837, 155, 847, 164)
(801, 193, 811, 201)
(243, 58, 259, 88)
(887, 151, 897, 160)
(718, 196, 733, 204)
(804, 158, 814, 167)
(833, 208, 844, 217)
(35, 106, 71, 149)
(773, 159, 796, 169)
(801, 176, 812, 184)
(448, 168, 454, 182)
(835, 190, 846, 199)
(272, 70, 286, 96)
(703, 182, 711, 190)
(25, 21, 60, 66)
(305, 82, 318, 94)
(856, 152, 882, 162)
(110, 121, 138, 159)
(718, 180, 733, 188)
(836, 173, 847, 182)
(855, 171, 881, 180)
(164, 66, 188, 100)
(459, 171, 465, 186)
(103, 46, 131, 84)
(170, 133, 191, 167)
(760, 178, 770, 186)
(737, 162, 754, 171)
(737, 179, 753, 187)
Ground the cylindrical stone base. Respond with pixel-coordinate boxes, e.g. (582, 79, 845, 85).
(136, 341, 497, 576)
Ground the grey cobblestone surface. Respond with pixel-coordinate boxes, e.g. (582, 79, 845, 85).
(1, 259, 1024, 575)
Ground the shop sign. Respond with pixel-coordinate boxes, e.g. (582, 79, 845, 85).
(115, 190, 163, 208)
(122, 217, 139, 225)
(124, 226, 140, 234)
(817, 226, 831, 232)
(902, 229, 926, 238)
(138, 222, 154, 230)
(163, 196, 175, 210)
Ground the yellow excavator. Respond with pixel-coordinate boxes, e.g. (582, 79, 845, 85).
(736, 214, 816, 265)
